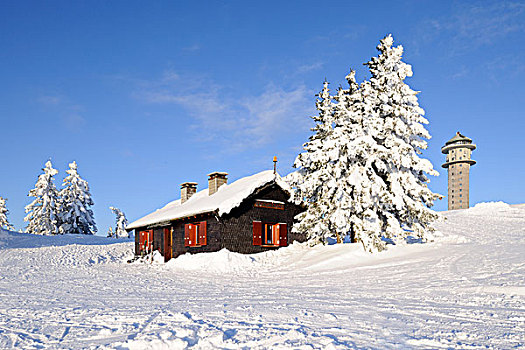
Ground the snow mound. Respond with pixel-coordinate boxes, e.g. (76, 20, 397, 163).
(0, 229, 134, 267)
(166, 248, 258, 273)
(164, 240, 435, 275)
(0, 228, 132, 250)
(471, 201, 512, 211)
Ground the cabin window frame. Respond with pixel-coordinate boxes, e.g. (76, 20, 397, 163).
(184, 221, 207, 247)
(253, 221, 288, 247)
(262, 222, 279, 247)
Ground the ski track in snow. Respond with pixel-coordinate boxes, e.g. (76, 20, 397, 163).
(0, 203, 524, 349)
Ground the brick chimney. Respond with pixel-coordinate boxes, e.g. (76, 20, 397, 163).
(207, 172, 228, 196)
(180, 182, 197, 204)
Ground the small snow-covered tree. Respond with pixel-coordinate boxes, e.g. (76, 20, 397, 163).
(357, 34, 440, 251)
(107, 226, 114, 238)
(25, 160, 60, 235)
(109, 207, 129, 238)
(58, 161, 97, 235)
(0, 196, 14, 231)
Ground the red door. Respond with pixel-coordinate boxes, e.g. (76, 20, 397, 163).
(164, 228, 172, 262)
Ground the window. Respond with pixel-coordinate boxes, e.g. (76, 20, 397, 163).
(263, 223, 277, 245)
(459, 189, 462, 192)
(459, 183, 462, 186)
(459, 194, 462, 197)
(184, 221, 207, 247)
(460, 164, 462, 167)
(253, 221, 287, 247)
(459, 171, 462, 174)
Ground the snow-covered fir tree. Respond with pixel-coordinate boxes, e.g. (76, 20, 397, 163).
(0, 196, 15, 231)
(292, 35, 439, 252)
(356, 34, 439, 251)
(58, 161, 97, 235)
(290, 80, 340, 244)
(24, 160, 60, 235)
(107, 226, 114, 238)
(109, 207, 129, 238)
(291, 72, 385, 247)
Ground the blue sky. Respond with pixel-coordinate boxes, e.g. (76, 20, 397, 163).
(1, 1, 524, 234)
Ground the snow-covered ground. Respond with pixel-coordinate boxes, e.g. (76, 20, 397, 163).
(0, 202, 523, 349)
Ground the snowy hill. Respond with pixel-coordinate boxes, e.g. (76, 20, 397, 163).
(0, 202, 524, 349)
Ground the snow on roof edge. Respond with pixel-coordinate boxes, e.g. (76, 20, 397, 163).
(127, 170, 291, 230)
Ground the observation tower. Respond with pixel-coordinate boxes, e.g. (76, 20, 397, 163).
(441, 132, 476, 210)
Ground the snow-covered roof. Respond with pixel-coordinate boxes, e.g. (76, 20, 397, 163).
(126, 170, 291, 230)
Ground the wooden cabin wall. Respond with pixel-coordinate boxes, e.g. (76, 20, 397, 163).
(219, 184, 305, 254)
(170, 214, 222, 258)
(153, 227, 164, 254)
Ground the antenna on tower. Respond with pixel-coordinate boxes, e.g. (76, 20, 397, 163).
(273, 156, 277, 174)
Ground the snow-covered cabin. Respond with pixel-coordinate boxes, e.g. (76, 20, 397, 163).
(126, 170, 306, 261)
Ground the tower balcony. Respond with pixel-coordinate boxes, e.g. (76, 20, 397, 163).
(441, 143, 476, 154)
(442, 159, 477, 168)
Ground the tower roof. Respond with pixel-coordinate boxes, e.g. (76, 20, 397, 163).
(445, 131, 472, 145)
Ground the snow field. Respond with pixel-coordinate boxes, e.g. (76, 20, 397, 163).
(0, 202, 524, 349)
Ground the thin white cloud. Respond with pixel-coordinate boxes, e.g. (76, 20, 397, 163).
(63, 114, 86, 132)
(420, 1, 525, 55)
(37, 94, 87, 132)
(296, 62, 324, 74)
(182, 44, 201, 53)
(133, 70, 314, 150)
(37, 95, 62, 106)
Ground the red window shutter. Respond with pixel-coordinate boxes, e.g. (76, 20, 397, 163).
(139, 231, 146, 251)
(184, 224, 190, 247)
(253, 221, 262, 246)
(278, 223, 288, 247)
(199, 221, 207, 246)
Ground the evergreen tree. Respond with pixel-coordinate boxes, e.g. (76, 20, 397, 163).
(358, 34, 439, 251)
(58, 161, 97, 235)
(107, 226, 114, 238)
(290, 80, 339, 244)
(327, 70, 389, 250)
(25, 160, 60, 235)
(0, 196, 14, 231)
(291, 35, 439, 253)
(109, 207, 129, 238)
(291, 72, 386, 248)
